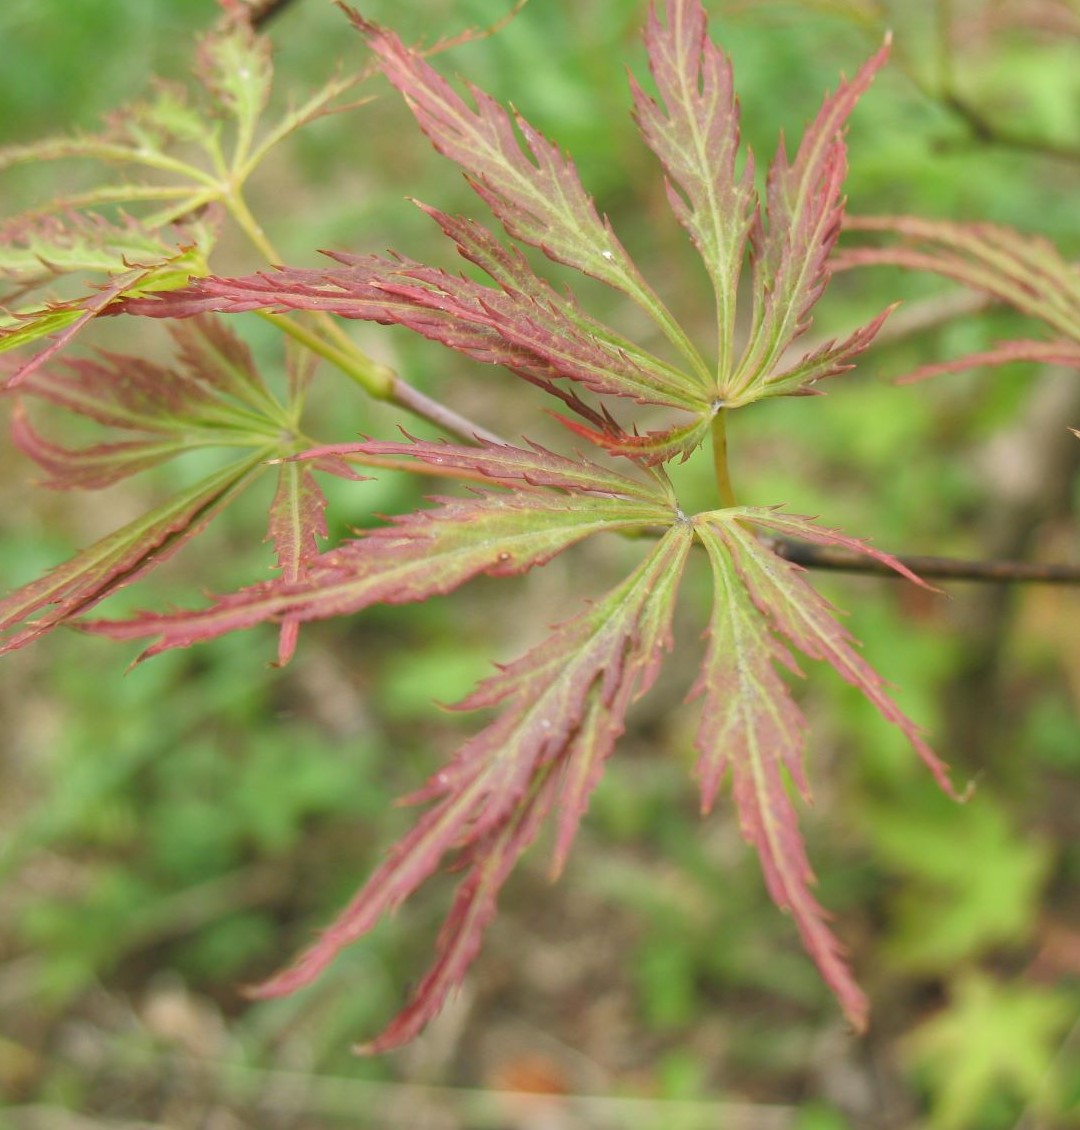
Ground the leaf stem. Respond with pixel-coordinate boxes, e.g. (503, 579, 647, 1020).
(258, 312, 505, 446)
(223, 193, 398, 401)
(711, 408, 737, 508)
(229, 188, 501, 445)
(258, 311, 394, 397)
(223, 188, 279, 266)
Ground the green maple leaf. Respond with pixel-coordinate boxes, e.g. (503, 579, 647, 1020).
(906, 973, 1075, 1130)
(866, 791, 1050, 972)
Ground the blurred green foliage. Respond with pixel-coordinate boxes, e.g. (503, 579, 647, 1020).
(1, 1, 1078, 1127)
(906, 973, 1075, 1129)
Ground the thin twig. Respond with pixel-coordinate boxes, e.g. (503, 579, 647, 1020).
(390, 378, 508, 447)
(768, 538, 1080, 585)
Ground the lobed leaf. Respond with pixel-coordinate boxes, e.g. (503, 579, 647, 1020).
(11, 316, 289, 496)
(0, 213, 194, 293)
(292, 435, 674, 505)
(838, 215, 1080, 342)
(691, 522, 860, 1022)
(167, 313, 280, 419)
(123, 2, 894, 438)
(250, 523, 692, 1052)
(371, 269, 705, 412)
(196, 14, 273, 143)
(555, 410, 715, 465)
(750, 304, 895, 399)
(267, 460, 329, 666)
(837, 215, 1080, 380)
(121, 259, 595, 425)
(895, 339, 1080, 384)
(417, 207, 706, 408)
(0, 213, 213, 385)
(125, 244, 708, 415)
(724, 39, 892, 405)
(350, 766, 561, 1054)
(10, 405, 187, 490)
(717, 509, 957, 795)
(0, 125, 207, 180)
(19, 324, 258, 433)
(0, 13, 368, 384)
(244, 70, 369, 178)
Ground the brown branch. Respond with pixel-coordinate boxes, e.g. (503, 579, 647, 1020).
(768, 538, 1080, 585)
(389, 378, 507, 447)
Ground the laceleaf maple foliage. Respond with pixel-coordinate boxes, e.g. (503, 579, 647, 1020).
(1, 0, 965, 1051)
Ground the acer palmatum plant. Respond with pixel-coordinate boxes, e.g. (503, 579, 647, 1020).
(0, 0, 1002, 1052)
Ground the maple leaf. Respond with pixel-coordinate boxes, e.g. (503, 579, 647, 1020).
(339, 3, 707, 378)
(0, 213, 212, 386)
(690, 508, 958, 1031)
(0, 455, 265, 657)
(266, 460, 329, 666)
(84, 462, 677, 657)
(12, 315, 288, 488)
(126, 0, 891, 462)
(629, 0, 755, 380)
(718, 37, 894, 405)
(906, 974, 1073, 1130)
(290, 435, 675, 505)
(836, 214, 1080, 380)
(125, 242, 706, 433)
(84, 487, 956, 1040)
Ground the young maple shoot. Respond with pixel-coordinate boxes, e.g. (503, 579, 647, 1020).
(1, 0, 967, 1051)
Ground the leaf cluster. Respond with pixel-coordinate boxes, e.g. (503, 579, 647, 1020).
(13, 0, 1053, 1055)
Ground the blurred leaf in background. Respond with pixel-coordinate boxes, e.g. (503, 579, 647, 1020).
(865, 787, 1052, 973)
(905, 973, 1077, 1129)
